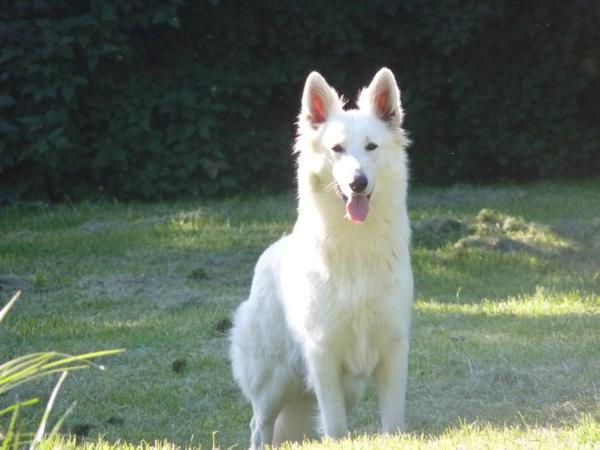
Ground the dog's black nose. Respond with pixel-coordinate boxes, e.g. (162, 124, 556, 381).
(349, 172, 368, 193)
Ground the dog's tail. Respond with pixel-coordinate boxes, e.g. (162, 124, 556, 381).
(273, 391, 319, 446)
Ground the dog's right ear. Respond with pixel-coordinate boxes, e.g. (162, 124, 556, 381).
(301, 72, 340, 127)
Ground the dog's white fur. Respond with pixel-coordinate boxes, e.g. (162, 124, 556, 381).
(230, 68, 413, 448)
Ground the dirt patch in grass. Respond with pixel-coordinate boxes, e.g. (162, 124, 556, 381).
(171, 358, 188, 373)
(78, 274, 206, 309)
(412, 218, 470, 249)
(0, 274, 29, 294)
(188, 267, 210, 281)
(215, 317, 232, 335)
(71, 423, 94, 438)
(454, 235, 535, 253)
(454, 209, 572, 257)
(105, 416, 125, 426)
(413, 209, 571, 257)
(76, 251, 256, 311)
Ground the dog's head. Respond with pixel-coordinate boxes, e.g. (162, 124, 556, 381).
(296, 68, 408, 223)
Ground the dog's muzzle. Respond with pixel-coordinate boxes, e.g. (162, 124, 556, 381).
(336, 172, 372, 222)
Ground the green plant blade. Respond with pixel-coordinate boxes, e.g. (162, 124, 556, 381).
(0, 365, 88, 395)
(1, 400, 20, 450)
(40, 349, 125, 371)
(0, 398, 39, 417)
(0, 349, 125, 395)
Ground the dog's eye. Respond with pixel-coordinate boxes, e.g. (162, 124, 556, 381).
(331, 144, 345, 153)
(365, 142, 378, 151)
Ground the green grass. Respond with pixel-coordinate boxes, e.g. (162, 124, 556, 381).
(0, 181, 599, 448)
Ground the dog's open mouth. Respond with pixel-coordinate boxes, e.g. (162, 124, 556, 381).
(335, 184, 371, 223)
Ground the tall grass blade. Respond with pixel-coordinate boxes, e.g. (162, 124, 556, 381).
(0, 291, 20, 324)
(30, 371, 68, 450)
(47, 401, 77, 442)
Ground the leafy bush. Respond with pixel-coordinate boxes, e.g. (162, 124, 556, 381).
(1, 0, 598, 201)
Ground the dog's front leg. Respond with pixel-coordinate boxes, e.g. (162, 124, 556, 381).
(305, 349, 348, 438)
(375, 337, 409, 434)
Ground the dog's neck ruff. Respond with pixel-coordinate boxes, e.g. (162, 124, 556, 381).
(295, 179, 408, 249)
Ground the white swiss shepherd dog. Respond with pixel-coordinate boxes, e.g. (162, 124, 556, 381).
(230, 68, 413, 448)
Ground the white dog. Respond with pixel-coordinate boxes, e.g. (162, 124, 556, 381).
(230, 68, 413, 448)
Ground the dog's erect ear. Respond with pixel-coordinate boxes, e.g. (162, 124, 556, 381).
(360, 68, 403, 127)
(301, 71, 340, 126)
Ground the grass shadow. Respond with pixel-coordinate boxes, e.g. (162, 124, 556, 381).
(404, 298, 600, 434)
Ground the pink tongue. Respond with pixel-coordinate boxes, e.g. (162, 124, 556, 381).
(346, 195, 369, 222)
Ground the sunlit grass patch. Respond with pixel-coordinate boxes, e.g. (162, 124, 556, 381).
(39, 414, 600, 449)
(306, 415, 600, 449)
(417, 287, 599, 318)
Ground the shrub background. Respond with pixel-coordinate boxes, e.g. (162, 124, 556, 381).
(1, 0, 598, 201)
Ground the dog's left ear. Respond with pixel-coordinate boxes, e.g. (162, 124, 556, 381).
(301, 71, 341, 127)
(360, 68, 403, 128)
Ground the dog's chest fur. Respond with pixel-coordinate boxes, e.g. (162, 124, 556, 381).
(285, 218, 407, 378)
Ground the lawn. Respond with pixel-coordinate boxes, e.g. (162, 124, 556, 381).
(1, 181, 599, 449)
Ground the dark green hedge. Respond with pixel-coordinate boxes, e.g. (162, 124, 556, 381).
(1, 0, 599, 201)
